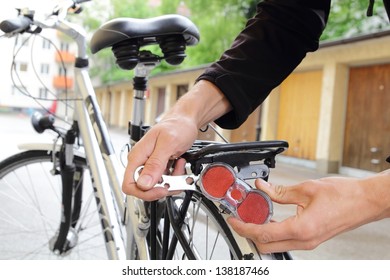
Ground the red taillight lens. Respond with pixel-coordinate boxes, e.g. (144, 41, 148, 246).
(237, 191, 272, 224)
(200, 164, 235, 199)
(199, 163, 273, 225)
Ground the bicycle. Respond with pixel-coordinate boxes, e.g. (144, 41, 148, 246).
(0, 0, 291, 260)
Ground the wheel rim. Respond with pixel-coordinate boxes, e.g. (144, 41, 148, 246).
(164, 192, 242, 260)
(0, 151, 108, 259)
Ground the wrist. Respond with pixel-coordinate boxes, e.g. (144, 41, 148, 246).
(362, 169, 390, 220)
(166, 80, 232, 129)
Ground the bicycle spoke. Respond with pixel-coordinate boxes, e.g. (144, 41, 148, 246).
(0, 151, 109, 259)
(165, 192, 242, 260)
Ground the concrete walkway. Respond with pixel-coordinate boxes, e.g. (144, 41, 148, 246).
(1, 112, 389, 259)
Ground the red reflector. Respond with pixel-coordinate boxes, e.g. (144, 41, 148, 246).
(230, 188, 243, 201)
(201, 165, 235, 198)
(199, 163, 273, 225)
(237, 191, 271, 224)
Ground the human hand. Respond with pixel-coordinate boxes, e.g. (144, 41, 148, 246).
(228, 171, 390, 253)
(122, 80, 232, 201)
(122, 116, 198, 201)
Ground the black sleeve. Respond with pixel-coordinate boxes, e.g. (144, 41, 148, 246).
(196, 0, 331, 129)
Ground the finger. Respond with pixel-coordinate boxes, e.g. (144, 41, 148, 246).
(123, 136, 158, 193)
(134, 134, 186, 190)
(227, 216, 297, 244)
(136, 157, 168, 190)
(123, 154, 150, 195)
(171, 158, 186, 176)
(228, 218, 308, 254)
(255, 238, 317, 254)
(254, 179, 308, 206)
(125, 144, 169, 192)
(125, 181, 169, 201)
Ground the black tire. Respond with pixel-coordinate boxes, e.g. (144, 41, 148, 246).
(0, 150, 109, 259)
(151, 191, 244, 260)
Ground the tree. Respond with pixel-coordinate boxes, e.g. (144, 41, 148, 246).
(84, 0, 389, 85)
(87, 0, 257, 82)
(87, 0, 160, 83)
(183, 0, 255, 67)
(321, 0, 388, 40)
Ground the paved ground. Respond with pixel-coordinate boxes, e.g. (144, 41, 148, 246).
(1, 111, 390, 260)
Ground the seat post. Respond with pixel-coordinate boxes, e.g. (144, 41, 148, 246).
(128, 52, 160, 144)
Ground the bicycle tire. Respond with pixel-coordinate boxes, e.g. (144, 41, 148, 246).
(166, 191, 244, 260)
(142, 191, 292, 260)
(138, 191, 251, 260)
(0, 150, 109, 259)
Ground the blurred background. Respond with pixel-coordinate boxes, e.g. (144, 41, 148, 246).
(0, 0, 390, 260)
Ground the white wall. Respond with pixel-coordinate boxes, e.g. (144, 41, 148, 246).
(0, 1, 71, 111)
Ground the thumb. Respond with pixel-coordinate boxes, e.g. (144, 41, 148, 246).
(254, 179, 304, 205)
(136, 155, 169, 190)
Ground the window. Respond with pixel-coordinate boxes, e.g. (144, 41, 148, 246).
(39, 88, 48, 99)
(60, 42, 69, 52)
(176, 84, 188, 100)
(41, 64, 50, 74)
(42, 38, 51, 49)
(19, 62, 28, 72)
(156, 87, 166, 117)
(58, 67, 67, 76)
(12, 85, 25, 96)
(15, 35, 29, 48)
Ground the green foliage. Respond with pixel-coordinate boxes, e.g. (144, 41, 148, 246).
(321, 0, 389, 41)
(110, 0, 156, 18)
(184, 0, 252, 66)
(83, 0, 390, 84)
(86, 0, 256, 83)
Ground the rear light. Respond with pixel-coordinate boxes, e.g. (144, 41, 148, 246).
(199, 163, 273, 225)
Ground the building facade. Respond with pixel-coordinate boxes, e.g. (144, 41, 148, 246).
(94, 31, 390, 176)
(0, 17, 75, 113)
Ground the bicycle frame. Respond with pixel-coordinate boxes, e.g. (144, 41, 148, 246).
(4, 3, 123, 259)
(7, 1, 270, 260)
(53, 14, 127, 259)
(34, 6, 169, 260)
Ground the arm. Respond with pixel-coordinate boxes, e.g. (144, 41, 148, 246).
(228, 169, 390, 253)
(122, 0, 331, 200)
(198, 0, 331, 128)
(122, 80, 231, 200)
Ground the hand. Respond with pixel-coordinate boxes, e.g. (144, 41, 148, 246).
(122, 116, 198, 201)
(122, 80, 232, 201)
(228, 171, 390, 253)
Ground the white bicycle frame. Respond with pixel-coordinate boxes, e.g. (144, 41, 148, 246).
(24, 1, 142, 260)
(19, 0, 263, 260)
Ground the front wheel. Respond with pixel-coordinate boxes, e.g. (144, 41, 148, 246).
(0, 150, 109, 259)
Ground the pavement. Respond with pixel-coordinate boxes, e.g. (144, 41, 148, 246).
(1, 111, 390, 260)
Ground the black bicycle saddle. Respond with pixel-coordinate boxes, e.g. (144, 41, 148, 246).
(90, 14, 200, 54)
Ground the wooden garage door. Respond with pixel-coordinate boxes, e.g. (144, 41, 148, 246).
(343, 64, 390, 172)
(277, 70, 322, 160)
(230, 106, 261, 142)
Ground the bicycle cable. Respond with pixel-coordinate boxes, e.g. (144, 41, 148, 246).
(8, 30, 83, 125)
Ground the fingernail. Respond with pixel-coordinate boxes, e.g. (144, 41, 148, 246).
(137, 174, 153, 187)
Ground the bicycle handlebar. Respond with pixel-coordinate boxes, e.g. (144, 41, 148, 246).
(0, 15, 33, 35)
(0, 0, 91, 36)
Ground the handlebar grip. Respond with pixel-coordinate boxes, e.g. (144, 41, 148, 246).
(0, 16, 32, 34)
